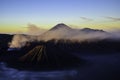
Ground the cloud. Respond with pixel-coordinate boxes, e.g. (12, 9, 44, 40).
(26, 23, 47, 35)
(80, 17, 93, 21)
(104, 16, 120, 21)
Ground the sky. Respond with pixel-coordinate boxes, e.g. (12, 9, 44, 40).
(0, 0, 120, 33)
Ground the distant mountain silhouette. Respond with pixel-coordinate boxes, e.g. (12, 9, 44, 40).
(46, 23, 107, 33)
(80, 28, 106, 33)
(49, 23, 72, 31)
(38, 23, 108, 41)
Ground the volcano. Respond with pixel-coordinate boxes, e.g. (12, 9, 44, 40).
(37, 23, 73, 41)
(18, 45, 81, 69)
(49, 23, 72, 31)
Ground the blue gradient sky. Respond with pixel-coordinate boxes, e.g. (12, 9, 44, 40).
(0, 0, 120, 33)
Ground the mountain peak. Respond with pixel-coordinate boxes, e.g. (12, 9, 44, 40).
(49, 23, 71, 31)
(56, 23, 67, 26)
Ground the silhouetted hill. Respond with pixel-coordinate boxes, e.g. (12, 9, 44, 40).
(0, 34, 13, 50)
(80, 28, 106, 33)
